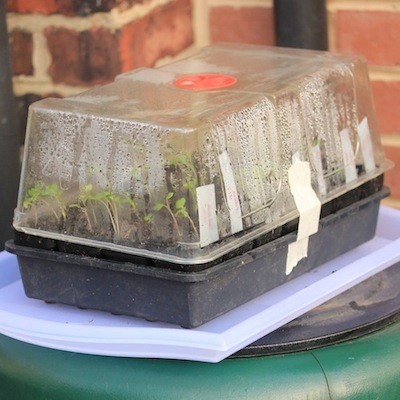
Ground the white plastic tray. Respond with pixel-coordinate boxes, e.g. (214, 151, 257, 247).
(0, 206, 399, 363)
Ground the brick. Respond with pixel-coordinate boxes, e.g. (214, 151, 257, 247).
(52, 0, 141, 17)
(119, 0, 193, 71)
(45, 26, 121, 86)
(209, 6, 275, 46)
(9, 29, 33, 76)
(336, 10, 400, 67)
(6, 0, 59, 15)
(371, 80, 400, 134)
(383, 145, 400, 199)
(7, 0, 142, 16)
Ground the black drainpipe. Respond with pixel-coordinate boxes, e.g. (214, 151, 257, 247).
(274, 0, 328, 51)
(0, 1, 20, 250)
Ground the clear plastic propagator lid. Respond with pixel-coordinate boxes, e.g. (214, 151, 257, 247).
(14, 44, 392, 265)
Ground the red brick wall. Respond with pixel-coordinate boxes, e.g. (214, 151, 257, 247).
(6, 0, 194, 142)
(7, 0, 193, 85)
(6, 0, 400, 207)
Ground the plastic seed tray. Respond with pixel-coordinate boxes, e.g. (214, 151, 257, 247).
(6, 189, 388, 328)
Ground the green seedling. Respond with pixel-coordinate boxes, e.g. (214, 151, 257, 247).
(105, 191, 137, 233)
(252, 165, 274, 181)
(23, 181, 66, 225)
(121, 192, 136, 213)
(69, 184, 99, 232)
(101, 191, 121, 236)
(145, 192, 198, 238)
(145, 192, 180, 235)
(70, 185, 137, 235)
(167, 145, 199, 202)
(175, 196, 199, 237)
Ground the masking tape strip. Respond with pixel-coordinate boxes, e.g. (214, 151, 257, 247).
(218, 151, 244, 234)
(197, 184, 219, 248)
(286, 160, 322, 275)
(286, 237, 309, 275)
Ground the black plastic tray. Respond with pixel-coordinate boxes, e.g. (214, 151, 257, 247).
(6, 188, 389, 328)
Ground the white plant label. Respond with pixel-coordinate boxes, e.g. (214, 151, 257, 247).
(286, 160, 322, 275)
(218, 151, 244, 234)
(339, 127, 358, 183)
(196, 184, 219, 247)
(358, 117, 376, 173)
(312, 142, 327, 195)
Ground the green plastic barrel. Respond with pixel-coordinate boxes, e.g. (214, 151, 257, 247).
(1, 319, 399, 400)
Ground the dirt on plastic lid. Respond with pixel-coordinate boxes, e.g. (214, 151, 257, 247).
(174, 74, 237, 90)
